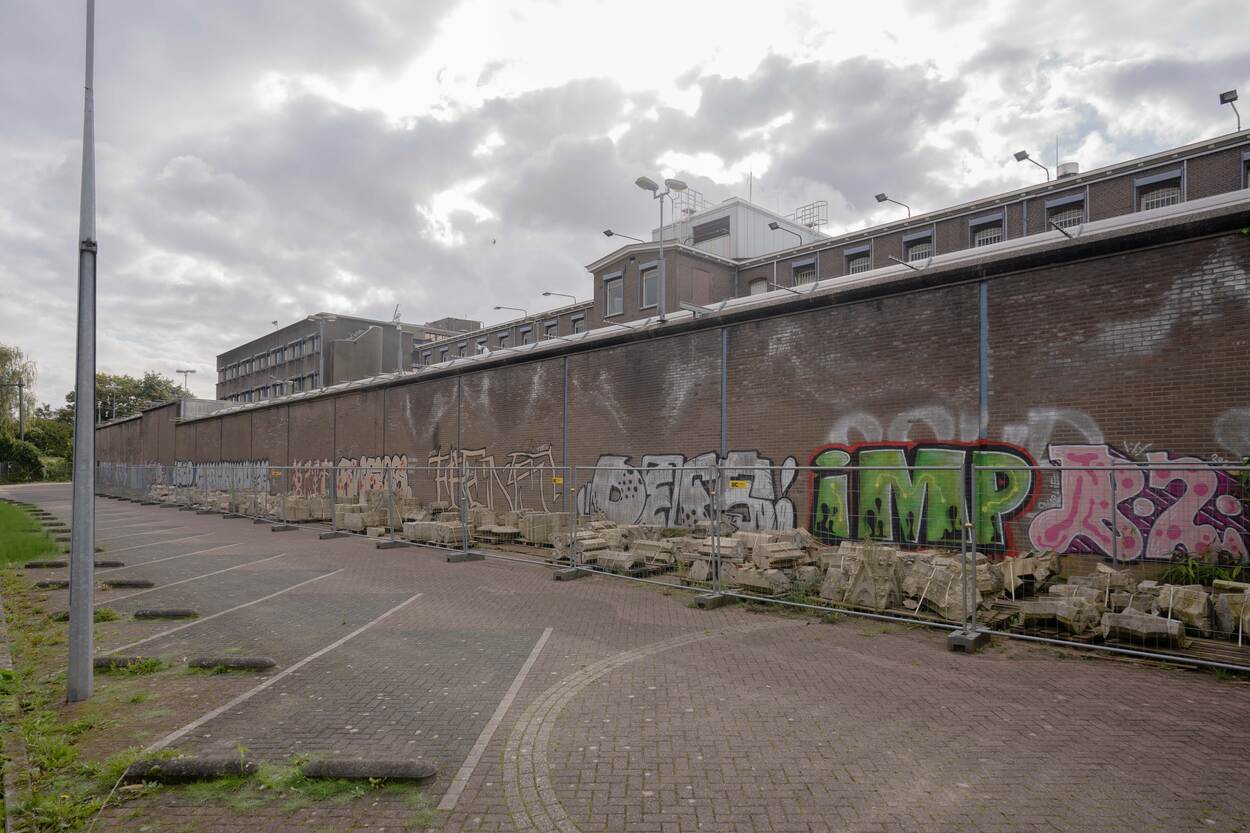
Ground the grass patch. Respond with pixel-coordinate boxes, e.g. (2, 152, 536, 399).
(0, 501, 58, 567)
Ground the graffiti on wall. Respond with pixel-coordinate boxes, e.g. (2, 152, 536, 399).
(428, 447, 559, 512)
(576, 450, 798, 531)
(289, 456, 410, 501)
(1029, 444, 1249, 561)
(808, 442, 1037, 552)
(172, 459, 270, 492)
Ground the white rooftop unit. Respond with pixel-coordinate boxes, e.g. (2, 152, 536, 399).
(653, 196, 827, 260)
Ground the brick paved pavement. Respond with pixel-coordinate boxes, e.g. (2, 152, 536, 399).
(4, 483, 1250, 833)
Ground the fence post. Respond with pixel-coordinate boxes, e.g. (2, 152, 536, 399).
(947, 460, 989, 652)
(567, 464, 578, 570)
(1110, 463, 1119, 567)
(447, 457, 481, 561)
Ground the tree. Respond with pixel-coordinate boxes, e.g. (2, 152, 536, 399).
(0, 343, 36, 437)
(62, 371, 187, 423)
(26, 418, 73, 459)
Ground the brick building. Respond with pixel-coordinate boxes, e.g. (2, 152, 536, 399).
(102, 128, 1250, 562)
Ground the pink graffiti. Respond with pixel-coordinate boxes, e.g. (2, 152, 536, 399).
(1029, 445, 1247, 561)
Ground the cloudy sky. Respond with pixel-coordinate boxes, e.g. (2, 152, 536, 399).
(1, 0, 1246, 404)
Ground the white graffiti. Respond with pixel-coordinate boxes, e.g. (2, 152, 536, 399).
(173, 459, 270, 492)
(576, 450, 798, 531)
(428, 446, 559, 512)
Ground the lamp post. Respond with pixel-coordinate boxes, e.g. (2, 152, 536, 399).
(602, 229, 645, 243)
(634, 175, 688, 322)
(767, 221, 803, 247)
(541, 291, 577, 304)
(68, 0, 97, 703)
(175, 368, 196, 393)
(874, 192, 911, 217)
(493, 306, 528, 346)
(1220, 89, 1240, 131)
(0, 380, 24, 440)
(1013, 150, 1051, 181)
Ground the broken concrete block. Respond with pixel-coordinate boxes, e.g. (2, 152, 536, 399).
(342, 513, 366, 532)
(698, 536, 746, 562)
(1047, 584, 1103, 602)
(1102, 610, 1188, 648)
(1108, 590, 1155, 614)
(366, 526, 387, 538)
(1018, 598, 1102, 635)
(794, 565, 823, 592)
(598, 550, 644, 573)
(735, 566, 790, 595)
(1151, 584, 1212, 637)
(1213, 592, 1250, 640)
(632, 539, 678, 566)
(820, 544, 903, 611)
(751, 541, 804, 571)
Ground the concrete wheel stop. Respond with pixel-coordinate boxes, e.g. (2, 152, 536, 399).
(553, 567, 589, 581)
(947, 627, 992, 653)
(375, 539, 415, 549)
(33, 579, 70, 590)
(24, 560, 68, 569)
(93, 655, 161, 670)
(94, 560, 126, 568)
(189, 656, 277, 670)
(103, 578, 155, 589)
(134, 608, 199, 620)
(301, 759, 436, 783)
(318, 531, 351, 540)
(447, 550, 485, 562)
(122, 757, 257, 785)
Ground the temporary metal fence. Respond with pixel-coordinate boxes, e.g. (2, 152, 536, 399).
(92, 458, 1250, 672)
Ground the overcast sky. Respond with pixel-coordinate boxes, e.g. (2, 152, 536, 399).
(1, 0, 1246, 404)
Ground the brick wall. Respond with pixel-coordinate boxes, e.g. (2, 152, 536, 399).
(98, 229, 1250, 560)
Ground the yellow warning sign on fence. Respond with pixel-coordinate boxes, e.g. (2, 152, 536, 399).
(270, 470, 284, 478)
(551, 476, 564, 485)
(728, 479, 749, 489)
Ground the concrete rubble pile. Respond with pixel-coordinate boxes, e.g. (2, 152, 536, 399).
(1018, 597, 1103, 635)
(1101, 608, 1189, 648)
(1150, 584, 1212, 637)
(401, 520, 468, 545)
(1213, 580, 1250, 640)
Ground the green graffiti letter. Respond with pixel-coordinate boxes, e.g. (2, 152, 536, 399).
(811, 448, 851, 542)
(974, 450, 1033, 548)
(858, 448, 965, 545)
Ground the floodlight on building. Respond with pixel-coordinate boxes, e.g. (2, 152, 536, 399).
(767, 220, 803, 245)
(1013, 149, 1051, 181)
(634, 173, 691, 321)
(493, 305, 528, 320)
(1220, 89, 1240, 130)
(635, 176, 659, 192)
(664, 178, 688, 192)
(874, 192, 911, 217)
(603, 229, 645, 242)
(175, 368, 196, 392)
(541, 291, 577, 303)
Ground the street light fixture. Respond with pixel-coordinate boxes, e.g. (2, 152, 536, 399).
(767, 220, 803, 246)
(541, 291, 578, 304)
(1013, 150, 1051, 181)
(634, 175, 688, 321)
(175, 368, 196, 393)
(874, 192, 911, 218)
(603, 229, 645, 243)
(1220, 89, 1240, 131)
(493, 305, 528, 318)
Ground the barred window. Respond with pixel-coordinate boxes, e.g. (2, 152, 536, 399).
(1139, 184, 1180, 211)
(973, 225, 1003, 248)
(1049, 205, 1084, 229)
(847, 255, 870, 274)
(792, 265, 816, 285)
(905, 239, 932, 262)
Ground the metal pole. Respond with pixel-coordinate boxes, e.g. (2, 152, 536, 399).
(657, 191, 666, 321)
(67, 0, 96, 703)
(1110, 464, 1118, 567)
(712, 464, 721, 595)
(969, 458, 979, 633)
(459, 460, 470, 554)
(17, 380, 24, 441)
(330, 463, 338, 532)
(959, 515, 970, 632)
(567, 464, 577, 569)
(386, 466, 397, 543)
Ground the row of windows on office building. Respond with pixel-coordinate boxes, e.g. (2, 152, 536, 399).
(223, 371, 320, 403)
(742, 179, 1184, 296)
(417, 316, 586, 365)
(219, 335, 321, 383)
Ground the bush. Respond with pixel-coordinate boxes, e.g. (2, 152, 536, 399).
(0, 435, 44, 482)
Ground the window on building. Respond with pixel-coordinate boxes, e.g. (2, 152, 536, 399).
(271, 348, 282, 365)
(605, 277, 624, 317)
(498, 333, 510, 349)
(791, 262, 816, 286)
(847, 255, 870, 274)
(439, 347, 449, 362)
(476, 339, 488, 354)
(421, 350, 432, 365)
(307, 372, 318, 389)
(749, 278, 768, 295)
(1048, 204, 1084, 230)
(218, 369, 225, 383)
(544, 322, 558, 340)
(458, 342, 468, 357)
(520, 327, 533, 345)
(640, 267, 659, 309)
(308, 335, 318, 354)
(1139, 183, 1181, 211)
(258, 385, 268, 400)
(293, 340, 303, 359)
(973, 224, 1003, 248)
(905, 237, 932, 262)
(571, 316, 585, 334)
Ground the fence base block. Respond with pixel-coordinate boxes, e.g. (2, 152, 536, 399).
(375, 540, 414, 549)
(946, 628, 991, 653)
(447, 551, 485, 563)
(318, 531, 351, 540)
(178, 506, 199, 512)
(222, 513, 244, 519)
(252, 518, 270, 525)
(195, 509, 218, 515)
(694, 593, 736, 610)
(270, 524, 298, 533)
(140, 500, 160, 506)
(553, 567, 589, 581)
(159, 504, 179, 509)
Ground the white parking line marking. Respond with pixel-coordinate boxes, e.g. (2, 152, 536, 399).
(438, 626, 553, 811)
(96, 554, 288, 605)
(99, 533, 213, 555)
(145, 592, 423, 753)
(109, 569, 343, 654)
(100, 543, 240, 572)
